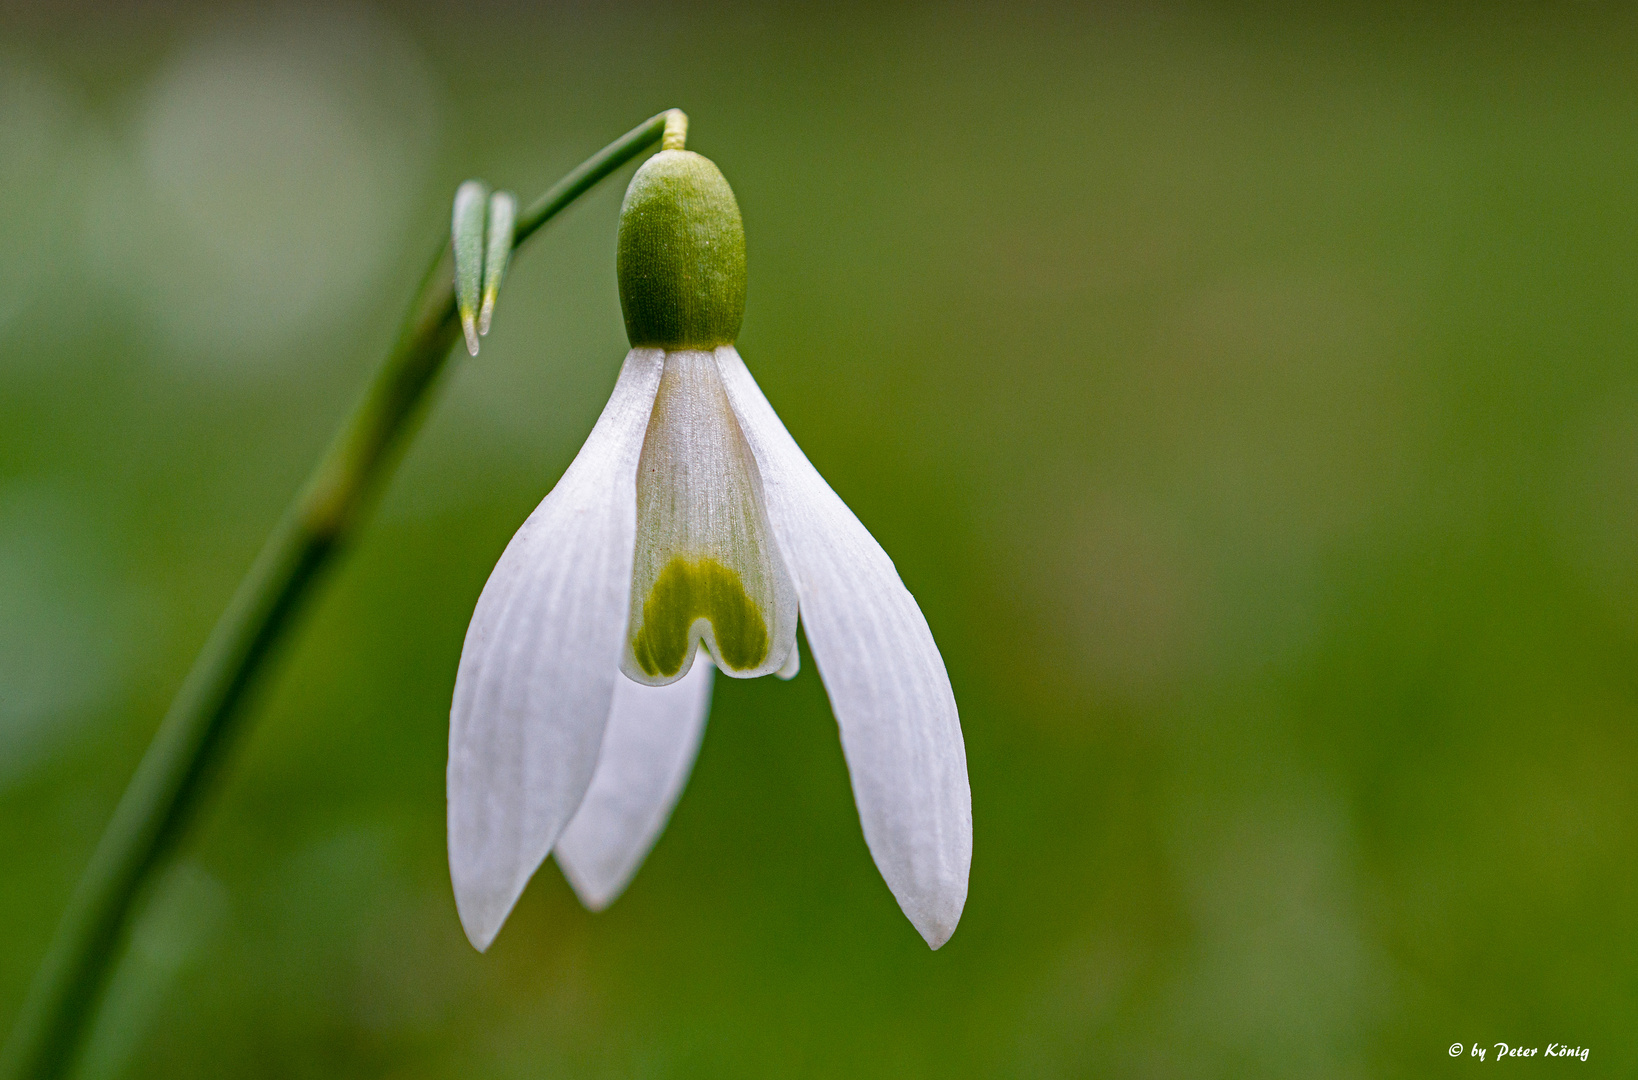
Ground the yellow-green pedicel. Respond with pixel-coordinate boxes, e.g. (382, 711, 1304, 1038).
(631, 557, 769, 678)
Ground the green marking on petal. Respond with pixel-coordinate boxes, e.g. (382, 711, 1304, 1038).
(631, 556, 769, 678)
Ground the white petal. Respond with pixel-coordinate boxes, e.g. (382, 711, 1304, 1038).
(714, 346, 971, 949)
(622, 350, 797, 685)
(555, 658, 715, 911)
(448, 348, 665, 951)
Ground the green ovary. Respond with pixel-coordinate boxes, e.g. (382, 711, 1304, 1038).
(631, 556, 769, 678)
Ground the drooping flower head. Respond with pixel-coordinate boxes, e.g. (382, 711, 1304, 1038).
(448, 141, 971, 951)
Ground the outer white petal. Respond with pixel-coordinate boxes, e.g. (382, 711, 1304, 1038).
(714, 346, 971, 949)
(555, 658, 715, 910)
(448, 348, 664, 951)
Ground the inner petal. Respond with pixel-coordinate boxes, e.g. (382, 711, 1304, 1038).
(623, 350, 797, 685)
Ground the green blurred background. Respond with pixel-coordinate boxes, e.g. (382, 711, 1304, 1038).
(3, 2, 1637, 1075)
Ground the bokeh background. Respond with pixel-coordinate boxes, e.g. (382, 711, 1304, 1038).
(3, 2, 1637, 1076)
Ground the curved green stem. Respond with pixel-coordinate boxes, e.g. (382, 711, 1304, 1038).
(0, 108, 683, 1080)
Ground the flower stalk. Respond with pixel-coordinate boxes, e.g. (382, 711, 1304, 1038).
(0, 108, 687, 1080)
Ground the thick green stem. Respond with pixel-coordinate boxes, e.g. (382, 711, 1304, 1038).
(0, 108, 682, 1080)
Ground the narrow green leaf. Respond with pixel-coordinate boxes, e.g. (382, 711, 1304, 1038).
(479, 191, 516, 337)
(451, 180, 489, 356)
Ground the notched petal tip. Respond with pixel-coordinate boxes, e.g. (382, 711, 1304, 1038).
(627, 560, 778, 683)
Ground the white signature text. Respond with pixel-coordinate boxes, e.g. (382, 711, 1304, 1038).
(1459, 1043, 1589, 1062)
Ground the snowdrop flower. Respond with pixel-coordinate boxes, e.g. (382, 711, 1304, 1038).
(448, 147, 971, 951)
